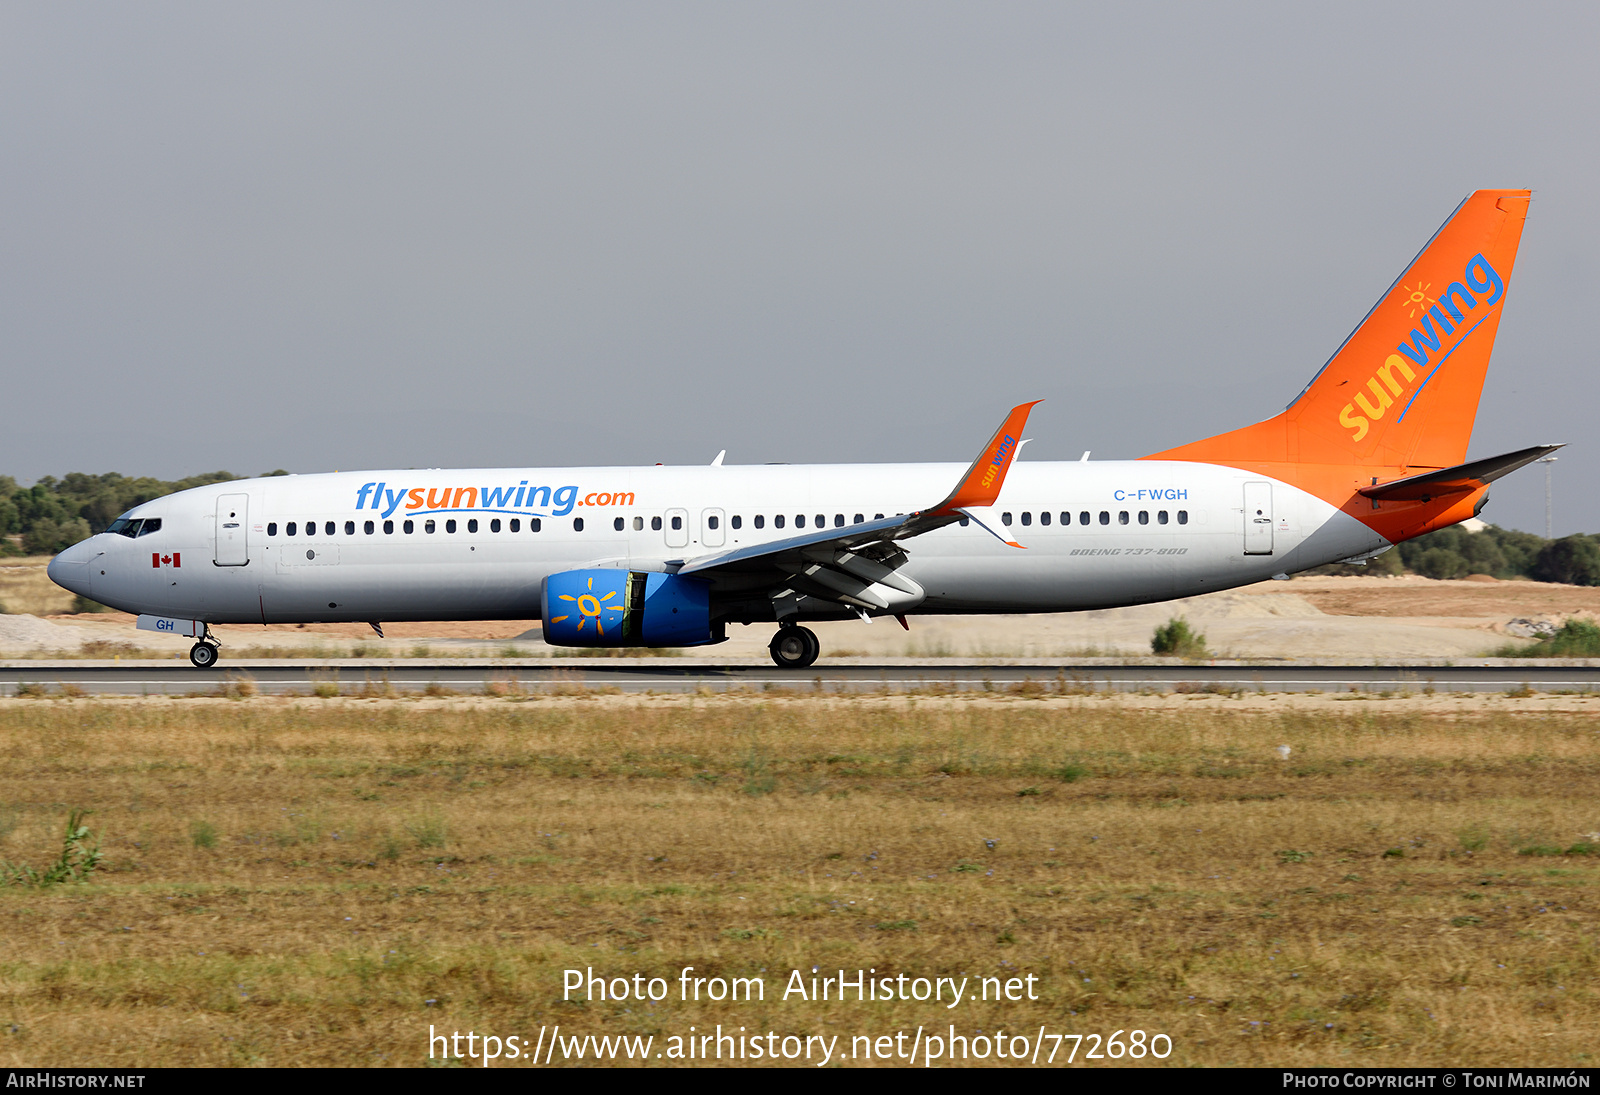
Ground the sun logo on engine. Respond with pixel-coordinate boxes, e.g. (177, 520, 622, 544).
(550, 576, 623, 635)
(1399, 281, 1435, 319)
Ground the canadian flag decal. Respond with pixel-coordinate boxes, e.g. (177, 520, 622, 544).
(152, 552, 181, 569)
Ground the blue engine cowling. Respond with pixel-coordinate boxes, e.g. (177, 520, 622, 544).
(540, 569, 714, 647)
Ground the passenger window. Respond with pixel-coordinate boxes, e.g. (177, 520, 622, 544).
(754, 515, 765, 529)
(1040, 511, 1051, 526)
(267, 522, 278, 537)
(633, 517, 644, 531)
(795, 515, 805, 528)
(509, 518, 520, 532)
(1020, 512, 1032, 526)
(959, 516, 969, 527)
(853, 513, 863, 524)
(284, 521, 296, 537)
(531, 518, 542, 532)
(446, 519, 457, 534)
(834, 514, 844, 527)
(325, 521, 335, 536)
(345, 520, 356, 535)
(651, 516, 662, 531)
(1001, 512, 1013, 526)
(731, 515, 742, 530)
(874, 513, 884, 520)
(1138, 510, 1149, 525)
(1080, 511, 1090, 525)
(1177, 510, 1188, 525)
(708, 515, 719, 530)
(1118, 511, 1129, 525)
(574, 517, 585, 532)
(384, 520, 394, 534)
(364, 520, 374, 534)
(774, 514, 785, 529)
(815, 514, 824, 528)
(425, 520, 436, 534)
(490, 518, 501, 533)
(614, 517, 624, 531)
(1158, 510, 1168, 525)
(671, 516, 682, 531)
(1099, 511, 1110, 525)
(404, 520, 414, 534)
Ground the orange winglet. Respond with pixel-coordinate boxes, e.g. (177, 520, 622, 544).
(930, 401, 1041, 515)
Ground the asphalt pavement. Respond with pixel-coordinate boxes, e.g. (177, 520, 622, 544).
(1, 660, 1597, 695)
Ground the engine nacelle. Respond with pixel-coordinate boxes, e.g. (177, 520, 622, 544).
(540, 569, 715, 647)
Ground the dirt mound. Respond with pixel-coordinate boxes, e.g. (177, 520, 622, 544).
(1083, 590, 1325, 622)
(0, 613, 89, 648)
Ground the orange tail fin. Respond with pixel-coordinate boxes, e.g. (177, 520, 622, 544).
(1150, 190, 1530, 471)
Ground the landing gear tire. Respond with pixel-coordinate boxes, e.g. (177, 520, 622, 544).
(769, 625, 820, 669)
(189, 642, 220, 669)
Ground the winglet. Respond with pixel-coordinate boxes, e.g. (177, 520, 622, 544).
(929, 401, 1041, 515)
(958, 506, 1027, 549)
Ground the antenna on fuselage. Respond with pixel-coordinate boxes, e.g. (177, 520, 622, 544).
(1080, 451, 1091, 462)
(710, 450, 726, 466)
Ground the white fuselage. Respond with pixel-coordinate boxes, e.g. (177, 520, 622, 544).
(49, 460, 1388, 629)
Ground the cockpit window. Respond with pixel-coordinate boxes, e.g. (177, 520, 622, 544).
(106, 518, 139, 537)
(136, 518, 162, 536)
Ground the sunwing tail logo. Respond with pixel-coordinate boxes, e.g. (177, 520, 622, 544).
(1337, 253, 1504, 443)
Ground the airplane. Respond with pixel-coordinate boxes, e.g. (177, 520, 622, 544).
(48, 189, 1557, 670)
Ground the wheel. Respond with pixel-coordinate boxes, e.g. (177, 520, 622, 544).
(768, 625, 819, 669)
(189, 642, 219, 669)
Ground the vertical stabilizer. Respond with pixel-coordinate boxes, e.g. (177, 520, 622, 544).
(1150, 190, 1530, 471)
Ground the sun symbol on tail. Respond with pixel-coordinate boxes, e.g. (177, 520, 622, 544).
(551, 576, 623, 635)
(1399, 281, 1435, 320)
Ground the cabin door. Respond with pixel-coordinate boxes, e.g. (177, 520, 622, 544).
(215, 494, 250, 566)
(1242, 481, 1273, 555)
(701, 508, 725, 548)
(663, 508, 690, 549)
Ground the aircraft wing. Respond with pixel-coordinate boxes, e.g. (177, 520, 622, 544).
(1357, 444, 1563, 502)
(675, 402, 1039, 612)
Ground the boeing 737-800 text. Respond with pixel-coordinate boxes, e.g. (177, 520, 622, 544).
(49, 190, 1555, 669)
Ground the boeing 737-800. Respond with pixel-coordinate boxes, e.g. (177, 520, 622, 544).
(49, 190, 1555, 669)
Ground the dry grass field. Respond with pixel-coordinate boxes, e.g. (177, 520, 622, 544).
(0, 689, 1595, 1068)
(0, 558, 76, 617)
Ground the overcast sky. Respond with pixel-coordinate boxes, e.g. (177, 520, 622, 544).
(2, 3, 1596, 534)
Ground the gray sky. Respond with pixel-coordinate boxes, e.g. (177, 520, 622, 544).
(3, 3, 1596, 534)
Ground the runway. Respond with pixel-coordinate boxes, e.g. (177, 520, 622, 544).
(2, 660, 1598, 696)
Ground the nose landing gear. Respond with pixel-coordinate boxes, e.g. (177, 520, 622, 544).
(189, 625, 221, 669)
(768, 624, 820, 669)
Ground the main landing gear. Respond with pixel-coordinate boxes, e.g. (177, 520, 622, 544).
(189, 626, 221, 669)
(768, 624, 820, 669)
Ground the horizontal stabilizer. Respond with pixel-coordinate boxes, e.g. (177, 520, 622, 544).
(1358, 444, 1563, 502)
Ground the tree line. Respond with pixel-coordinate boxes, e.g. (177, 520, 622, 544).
(1309, 523, 1600, 584)
(2, 470, 1598, 585)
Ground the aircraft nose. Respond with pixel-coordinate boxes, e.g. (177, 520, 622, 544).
(47, 543, 92, 597)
